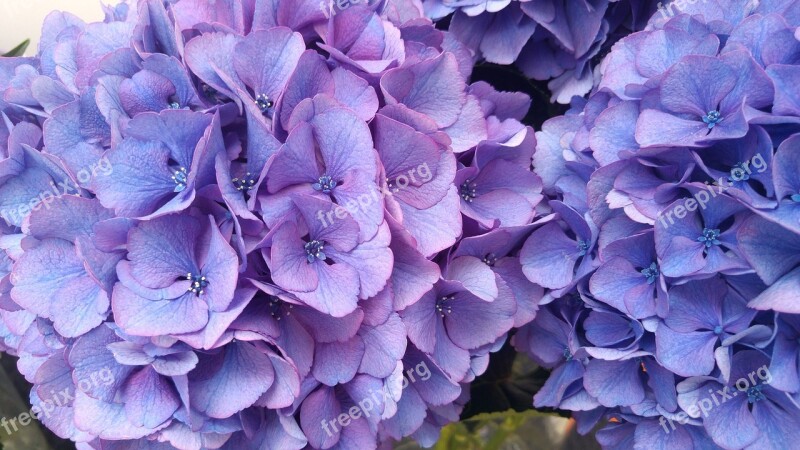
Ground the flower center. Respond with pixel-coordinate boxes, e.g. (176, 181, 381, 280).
(185, 273, 209, 296)
(459, 179, 477, 202)
(640, 262, 659, 285)
(563, 347, 573, 361)
(232, 172, 256, 192)
(791, 194, 800, 203)
(702, 110, 723, 129)
(168, 101, 181, 109)
(312, 175, 337, 194)
(482, 253, 497, 267)
(172, 167, 188, 192)
(577, 240, 590, 256)
(713, 325, 723, 335)
(697, 228, 721, 248)
(436, 295, 454, 318)
(305, 240, 327, 263)
(255, 94, 274, 115)
(268, 296, 293, 321)
(728, 163, 750, 182)
(746, 385, 765, 404)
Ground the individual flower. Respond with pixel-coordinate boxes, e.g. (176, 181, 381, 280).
(399, 277, 515, 381)
(654, 277, 757, 377)
(265, 195, 392, 317)
(112, 212, 240, 337)
(92, 110, 224, 219)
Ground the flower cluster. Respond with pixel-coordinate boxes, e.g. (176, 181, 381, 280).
(513, 1, 800, 449)
(423, 0, 660, 103)
(0, 0, 548, 448)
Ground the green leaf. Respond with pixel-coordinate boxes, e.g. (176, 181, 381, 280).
(3, 39, 30, 57)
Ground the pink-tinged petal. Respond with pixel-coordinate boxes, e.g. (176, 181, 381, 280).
(234, 27, 305, 100)
(189, 340, 275, 419)
(381, 53, 466, 128)
(121, 366, 180, 428)
(397, 186, 462, 257)
(175, 285, 255, 351)
(279, 51, 335, 128)
(584, 359, 645, 407)
(270, 221, 320, 293)
(68, 325, 132, 401)
(332, 67, 379, 122)
(73, 391, 163, 440)
(444, 290, 515, 350)
(126, 214, 202, 288)
(327, 222, 392, 300)
(358, 314, 407, 378)
(655, 326, 718, 377)
(267, 122, 321, 192)
(388, 220, 440, 310)
(198, 216, 239, 312)
(520, 222, 580, 289)
(313, 336, 365, 386)
(118, 70, 176, 116)
(748, 267, 800, 313)
(309, 107, 377, 181)
(324, 172, 384, 242)
(703, 394, 758, 449)
(183, 32, 243, 100)
(257, 352, 300, 408)
(441, 95, 487, 153)
(445, 256, 498, 302)
(431, 318, 471, 380)
(294, 262, 360, 317)
(300, 386, 341, 449)
(25, 195, 114, 243)
(400, 290, 437, 353)
(11, 239, 108, 337)
(112, 285, 209, 336)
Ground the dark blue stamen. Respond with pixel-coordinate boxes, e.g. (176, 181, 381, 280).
(702, 110, 723, 129)
(482, 253, 497, 267)
(305, 240, 327, 263)
(312, 175, 337, 194)
(436, 295, 454, 317)
(168, 101, 181, 109)
(459, 179, 477, 202)
(255, 94, 274, 115)
(185, 273, 209, 296)
(697, 228, 721, 248)
(563, 347, 573, 361)
(728, 163, 750, 182)
(640, 262, 659, 285)
(747, 385, 765, 404)
(577, 240, 590, 257)
(172, 167, 188, 192)
(232, 172, 256, 192)
(268, 296, 293, 321)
